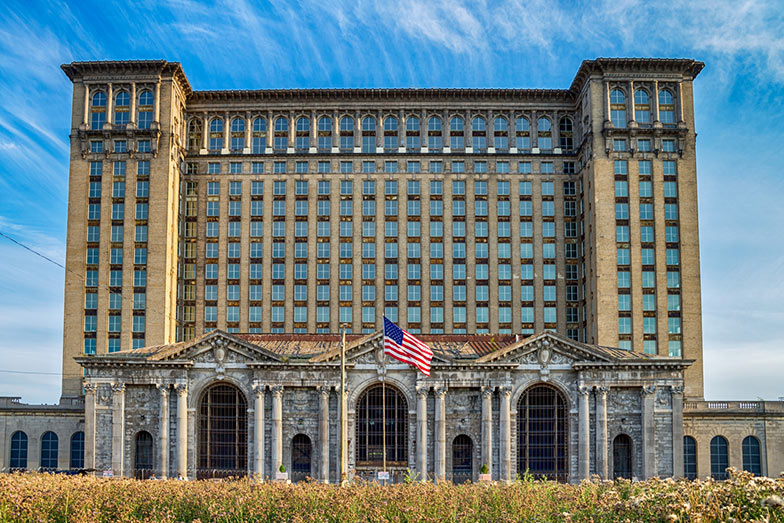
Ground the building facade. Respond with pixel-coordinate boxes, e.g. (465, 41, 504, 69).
(1, 58, 781, 481)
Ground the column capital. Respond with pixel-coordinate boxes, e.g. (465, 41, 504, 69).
(156, 383, 170, 396)
(317, 385, 331, 398)
(671, 385, 684, 395)
(642, 384, 657, 396)
(480, 385, 494, 398)
(578, 385, 592, 396)
(499, 386, 512, 398)
(416, 386, 428, 399)
(252, 382, 265, 397)
(595, 385, 610, 396)
(83, 382, 97, 394)
(434, 386, 447, 399)
(111, 383, 126, 394)
(174, 383, 188, 395)
(271, 385, 284, 397)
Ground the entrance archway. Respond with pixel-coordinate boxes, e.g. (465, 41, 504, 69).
(198, 383, 247, 479)
(134, 431, 154, 479)
(613, 434, 633, 479)
(452, 434, 473, 484)
(355, 383, 408, 481)
(517, 384, 568, 482)
(291, 434, 312, 482)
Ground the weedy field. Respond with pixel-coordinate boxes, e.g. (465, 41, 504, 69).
(1, 468, 783, 522)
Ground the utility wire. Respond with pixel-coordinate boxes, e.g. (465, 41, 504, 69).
(0, 231, 65, 269)
(0, 369, 61, 376)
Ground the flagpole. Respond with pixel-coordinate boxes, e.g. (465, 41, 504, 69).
(382, 376, 387, 480)
(340, 329, 347, 485)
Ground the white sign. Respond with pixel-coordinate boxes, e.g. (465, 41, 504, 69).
(102, 470, 114, 478)
(377, 471, 390, 480)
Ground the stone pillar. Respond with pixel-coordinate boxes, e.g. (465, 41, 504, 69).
(641, 385, 656, 479)
(253, 383, 265, 478)
(652, 80, 660, 123)
(157, 384, 169, 478)
(434, 387, 446, 481)
(628, 80, 635, 124)
(201, 112, 209, 151)
(677, 82, 685, 123)
(267, 110, 274, 150)
(499, 386, 512, 482)
(604, 81, 611, 124)
(129, 83, 136, 126)
(465, 111, 473, 153)
(332, 110, 339, 151)
(154, 81, 161, 125)
(311, 110, 318, 152)
(578, 385, 590, 480)
(288, 111, 295, 151)
(318, 386, 330, 482)
(84, 383, 97, 471)
(105, 83, 113, 129)
(244, 111, 252, 151)
(271, 386, 284, 471)
(175, 384, 188, 479)
(111, 384, 125, 476)
(223, 111, 230, 152)
(671, 385, 684, 478)
(480, 386, 493, 477)
(595, 386, 609, 479)
(416, 387, 428, 480)
(82, 84, 90, 127)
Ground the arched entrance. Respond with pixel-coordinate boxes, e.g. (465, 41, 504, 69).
(198, 383, 248, 479)
(355, 383, 408, 482)
(517, 384, 568, 482)
(452, 434, 473, 484)
(134, 431, 154, 479)
(612, 434, 632, 479)
(291, 434, 312, 483)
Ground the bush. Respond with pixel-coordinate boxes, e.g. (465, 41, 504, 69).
(0, 468, 782, 522)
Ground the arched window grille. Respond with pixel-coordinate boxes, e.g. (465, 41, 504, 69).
(659, 89, 675, 124)
(515, 117, 530, 151)
(137, 90, 153, 129)
(198, 383, 247, 479)
(710, 435, 729, 480)
(452, 434, 473, 484)
(70, 431, 85, 469)
(517, 384, 568, 482)
(134, 431, 154, 479)
(384, 116, 398, 151)
(493, 117, 508, 151)
(428, 116, 441, 132)
(683, 435, 697, 479)
(252, 117, 267, 153)
(40, 431, 59, 471)
(449, 116, 464, 132)
(634, 89, 651, 124)
(537, 117, 552, 150)
(355, 384, 408, 468)
(90, 92, 106, 130)
(610, 89, 627, 127)
(742, 436, 761, 476)
(187, 119, 202, 151)
(10, 431, 28, 470)
(317, 116, 332, 151)
(559, 117, 574, 151)
(114, 91, 130, 127)
(230, 117, 245, 151)
(613, 434, 633, 479)
(291, 434, 312, 482)
(209, 118, 223, 151)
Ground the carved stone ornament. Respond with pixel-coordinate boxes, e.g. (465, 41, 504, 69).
(212, 338, 227, 378)
(671, 385, 684, 395)
(642, 384, 657, 396)
(537, 340, 553, 367)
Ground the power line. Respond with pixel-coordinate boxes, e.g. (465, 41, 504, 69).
(0, 369, 61, 376)
(0, 231, 65, 269)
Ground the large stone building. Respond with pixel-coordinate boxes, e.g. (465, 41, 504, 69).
(1, 58, 781, 482)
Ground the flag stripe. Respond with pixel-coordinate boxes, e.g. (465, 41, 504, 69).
(383, 316, 433, 376)
(384, 342, 430, 370)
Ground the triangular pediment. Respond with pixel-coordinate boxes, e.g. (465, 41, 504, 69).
(150, 330, 282, 363)
(475, 331, 615, 365)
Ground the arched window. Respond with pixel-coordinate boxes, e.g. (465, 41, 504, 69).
(634, 89, 651, 124)
(291, 434, 312, 483)
(537, 117, 552, 151)
(361, 116, 376, 132)
(317, 116, 332, 151)
(406, 116, 420, 132)
(612, 434, 633, 479)
(114, 91, 130, 127)
(40, 431, 59, 471)
(198, 383, 247, 479)
(472, 116, 486, 131)
(610, 89, 627, 128)
(428, 116, 441, 132)
(452, 434, 473, 484)
(384, 116, 398, 131)
(449, 116, 464, 150)
(659, 89, 675, 124)
(339, 116, 354, 132)
(137, 90, 153, 129)
(517, 384, 568, 481)
(208, 118, 223, 152)
(355, 384, 408, 468)
(427, 117, 442, 151)
(383, 116, 398, 151)
(252, 117, 267, 153)
(296, 116, 311, 151)
(559, 117, 574, 151)
(339, 116, 354, 151)
(274, 116, 289, 132)
(70, 431, 85, 469)
(10, 431, 28, 470)
(493, 116, 508, 132)
(742, 436, 761, 475)
(493, 117, 508, 151)
(187, 119, 202, 151)
(515, 117, 530, 151)
(471, 117, 487, 152)
(450, 116, 464, 132)
(230, 117, 245, 151)
(683, 435, 697, 479)
(134, 431, 154, 479)
(90, 92, 107, 130)
(710, 435, 729, 480)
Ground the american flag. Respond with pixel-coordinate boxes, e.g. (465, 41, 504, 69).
(383, 316, 433, 376)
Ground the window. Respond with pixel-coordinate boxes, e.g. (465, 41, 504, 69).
(683, 436, 697, 480)
(517, 385, 568, 481)
(10, 431, 28, 470)
(659, 89, 675, 124)
(710, 436, 729, 480)
(610, 89, 626, 127)
(742, 436, 762, 476)
(537, 118, 552, 150)
(634, 89, 651, 124)
(559, 117, 573, 150)
(70, 431, 85, 469)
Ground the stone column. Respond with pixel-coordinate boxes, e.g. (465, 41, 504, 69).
(499, 386, 512, 482)
(434, 387, 446, 481)
(288, 111, 295, 152)
(84, 383, 97, 471)
(105, 83, 113, 129)
(130, 83, 136, 126)
(271, 386, 284, 472)
(332, 110, 339, 151)
(318, 386, 330, 482)
(652, 80, 660, 123)
(465, 111, 473, 153)
(244, 111, 252, 152)
(628, 80, 635, 124)
(154, 81, 161, 125)
(671, 385, 684, 478)
(267, 110, 274, 151)
(595, 386, 609, 479)
(416, 386, 428, 480)
(111, 384, 125, 476)
(253, 383, 265, 478)
(201, 112, 209, 151)
(157, 384, 169, 478)
(604, 81, 611, 124)
(175, 384, 188, 479)
(223, 111, 230, 152)
(480, 386, 493, 477)
(82, 84, 90, 127)
(310, 110, 318, 152)
(641, 385, 656, 479)
(677, 82, 685, 123)
(578, 385, 590, 480)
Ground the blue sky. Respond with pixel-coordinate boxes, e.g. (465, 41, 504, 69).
(0, 0, 782, 403)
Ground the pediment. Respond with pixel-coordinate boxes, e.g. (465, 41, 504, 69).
(475, 331, 614, 365)
(150, 330, 282, 364)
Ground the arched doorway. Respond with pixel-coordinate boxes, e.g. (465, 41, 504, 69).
(517, 384, 568, 482)
(291, 434, 312, 483)
(613, 434, 633, 479)
(355, 383, 408, 482)
(198, 383, 248, 479)
(134, 431, 154, 479)
(452, 434, 473, 484)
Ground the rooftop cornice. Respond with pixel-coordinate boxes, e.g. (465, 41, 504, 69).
(569, 57, 705, 95)
(61, 60, 192, 96)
